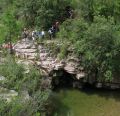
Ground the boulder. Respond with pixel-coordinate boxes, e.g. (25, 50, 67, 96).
(76, 73, 85, 80)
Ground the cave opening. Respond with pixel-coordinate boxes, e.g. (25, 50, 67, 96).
(51, 70, 79, 90)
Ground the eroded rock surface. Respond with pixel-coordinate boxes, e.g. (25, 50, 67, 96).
(13, 39, 85, 80)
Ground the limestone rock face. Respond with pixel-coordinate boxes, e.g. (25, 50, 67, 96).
(76, 73, 85, 80)
(14, 39, 37, 60)
(64, 63, 76, 74)
(13, 39, 85, 80)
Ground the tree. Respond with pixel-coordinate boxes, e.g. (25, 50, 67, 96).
(0, 2, 23, 44)
(58, 15, 120, 81)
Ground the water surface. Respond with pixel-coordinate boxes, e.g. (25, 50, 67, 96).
(53, 88, 120, 116)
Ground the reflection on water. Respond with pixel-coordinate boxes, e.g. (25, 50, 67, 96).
(52, 88, 120, 116)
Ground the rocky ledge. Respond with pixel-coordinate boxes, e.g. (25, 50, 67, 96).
(13, 39, 85, 79)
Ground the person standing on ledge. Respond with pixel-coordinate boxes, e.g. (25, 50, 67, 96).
(41, 29, 45, 39)
(55, 20, 60, 32)
(48, 28, 53, 39)
(21, 28, 29, 41)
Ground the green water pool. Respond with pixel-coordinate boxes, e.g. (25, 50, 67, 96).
(53, 88, 120, 116)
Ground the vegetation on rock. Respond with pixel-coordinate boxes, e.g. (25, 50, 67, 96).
(0, 0, 120, 115)
(0, 56, 51, 115)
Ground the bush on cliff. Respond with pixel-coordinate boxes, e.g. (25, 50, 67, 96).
(58, 16, 120, 81)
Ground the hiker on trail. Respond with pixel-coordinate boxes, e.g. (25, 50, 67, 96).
(41, 29, 45, 39)
(28, 29, 33, 40)
(21, 28, 29, 41)
(69, 9, 74, 18)
(55, 20, 59, 32)
(66, 6, 74, 18)
(51, 25, 56, 37)
(48, 28, 53, 39)
(32, 30, 38, 41)
(32, 30, 35, 41)
(38, 31, 42, 39)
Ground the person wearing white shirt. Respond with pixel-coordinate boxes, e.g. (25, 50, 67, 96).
(41, 29, 45, 39)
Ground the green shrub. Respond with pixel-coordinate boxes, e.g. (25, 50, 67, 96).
(58, 16, 120, 81)
(0, 56, 51, 116)
(0, 55, 42, 92)
(0, 56, 24, 89)
(58, 44, 68, 60)
(22, 66, 42, 94)
(0, 89, 51, 116)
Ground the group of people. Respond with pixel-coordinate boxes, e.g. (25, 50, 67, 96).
(21, 28, 45, 41)
(2, 6, 74, 55)
(48, 20, 59, 39)
(21, 6, 74, 41)
(32, 29, 45, 40)
(21, 21, 60, 41)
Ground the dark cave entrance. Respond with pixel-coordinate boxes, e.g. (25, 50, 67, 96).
(51, 70, 81, 89)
